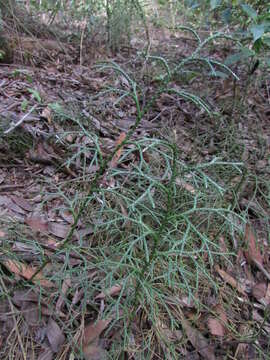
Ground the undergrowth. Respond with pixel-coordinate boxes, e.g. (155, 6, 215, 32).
(0, 134, 246, 358)
(0, 28, 263, 358)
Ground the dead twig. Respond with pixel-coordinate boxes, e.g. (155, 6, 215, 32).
(4, 105, 37, 134)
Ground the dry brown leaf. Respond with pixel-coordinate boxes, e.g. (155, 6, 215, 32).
(75, 226, 94, 241)
(264, 283, 270, 305)
(244, 224, 263, 265)
(95, 284, 122, 300)
(48, 222, 70, 239)
(46, 318, 65, 353)
(56, 277, 71, 312)
(175, 178, 196, 194)
(25, 217, 49, 233)
(181, 317, 216, 360)
(252, 310, 270, 334)
(0, 170, 6, 184)
(215, 265, 246, 296)
(6, 197, 26, 215)
(177, 296, 195, 308)
(10, 195, 32, 212)
(219, 236, 227, 254)
(109, 132, 126, 168)
(21, 301, 40, 326)
(82, 318, 111, 359)
(41, 107, 52, 123)
(208, 304, 227, 337)
(215, 304, 227, 322)
(83, 319, 112, 346)
(72, 288, 84, 306)
(38, 347, 54, 360)
(207, 318, 224, 337)
(12, 290, 57, 317)
(234, 342, 249, 359)
(83, 345, 108, 360)
(2, 259, 53, 288)
(244, 225, 270, 280)
(118, 200, 132, 230)
(252, 282, 267, 302)
(12, 289, 39, 304)
(156, 318, 183, 343)
(60, 210, 74, 224)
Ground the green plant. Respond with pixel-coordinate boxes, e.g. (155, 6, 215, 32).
(106, 0, 149, 52)
(240, 2, 270, 52)
(27, 88, 42, 103)
(183, 0, 270, 53)
(16, 30, 246, 357)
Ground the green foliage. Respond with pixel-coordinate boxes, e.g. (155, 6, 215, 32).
(28, 0, 148, 52)
(183, 1, 270, 55)
(27, 88, 42, 103)
(106, 0, 148, 52)
(34, 43, 245, 353)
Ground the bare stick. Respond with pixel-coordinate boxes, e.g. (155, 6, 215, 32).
(4, 105, 37, 134)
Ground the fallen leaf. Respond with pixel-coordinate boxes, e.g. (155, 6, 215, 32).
(219, 236, 227, 254)
(252, 282, 267, 302)
(156, 318, 183, 343)
(72, 288, 84, 306)
(109, 132, 126, 168)
(207, 304, 227, 337)
(65, 134, 74, 143)
(48, 222, 70, 239)
(10, 195, 32, 212)
(12, 290, 56, 317)
(208, 317, 224, 337)
(2, 259, 53, 288)
(178, 296, 195, 308)
(252, 310, 270, 334)
(265, 283, 270, 305)
(21, 301, 40, 326)
(46, 318, 65, 353)
(181, 317, 216, 360)
(175, 178, 196, 194)
(83, 319, 112, 346)
(75, 226, 94, 241)
(25, 217, 49, 233)
(82, 318, 111, 359)
(83, 345, 108, 360)
(0, 170, 6, 184)
(12, 241, 40, 256)
(118, 200, 131, 230)
(244, 225, 270, 280)
(215, 265, 246, 296)
(244, 224, 263, 265)
(38, 347, 54, 360)
(0, 299, 11, 321)
(0, 195, 9, 206)
(60, 210, 74, 224)
(6, 197, 26, 215)
(234, 342, 249, 359)
(41, 107, 52, 123)
(13, 289, 38, 303)
(56, 277, 71, 312)
(95, 284, 122, 300)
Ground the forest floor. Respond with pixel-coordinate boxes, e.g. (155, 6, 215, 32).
(0, 22, 270, 359)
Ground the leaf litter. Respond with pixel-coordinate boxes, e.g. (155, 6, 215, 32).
(0, 15, 269, 360)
